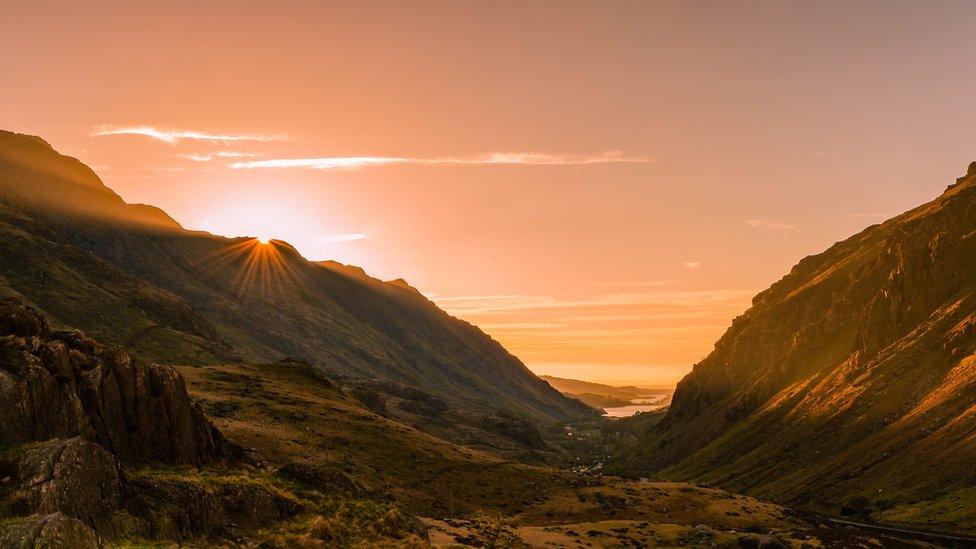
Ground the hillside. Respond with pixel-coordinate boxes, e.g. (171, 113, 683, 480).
(0, 296, 883, 547)
(609, 162, 976, 531)
(0, 129, 592, 451)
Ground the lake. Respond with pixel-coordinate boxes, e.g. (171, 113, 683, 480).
(603, 403, 667, 418)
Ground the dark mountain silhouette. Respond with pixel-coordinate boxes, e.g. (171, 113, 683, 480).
(609, 162, 976, 531)
(0, 129, 591, 442)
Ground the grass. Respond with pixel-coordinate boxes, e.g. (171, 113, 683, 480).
(875, 488, 976, 533)
(172, 361, 877, 547)
(177, 362, 563, 518)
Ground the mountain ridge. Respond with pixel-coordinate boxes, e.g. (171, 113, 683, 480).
(0, 129, 593, 448)
(608, 161, 976, 530)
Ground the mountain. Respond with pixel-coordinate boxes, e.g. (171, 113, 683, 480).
(540, 375, 672, 409)
(0, 129, 901, 546)
(609, 162, 976, 531)
(0, 298, 874, 547)
(0, 129, 592, 450)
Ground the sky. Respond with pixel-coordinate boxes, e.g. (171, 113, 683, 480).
(3, 1, 976, 386)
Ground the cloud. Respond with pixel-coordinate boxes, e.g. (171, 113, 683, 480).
(234, 157, 405, 170)
(745, 219, 797, 232)
(91, 125, 285, 144)
(429, 288, 756, 380)
(479, 322, 564, 330)
(321, 232, 366, 243)
(428, 289, 755, 316)
(683, 262, 701, 271)
(178, 151, 262, 162)
(230, 150, 650, 170)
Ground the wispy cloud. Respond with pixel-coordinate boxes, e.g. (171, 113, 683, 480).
(428, 288, 755, 378)
(745, 219, 798, 232)
(178, 151, 261, 162)
(429, 289, 755, 316)
(683, 262, 701, 271)
(230, 151, 650, 170)
(91, 124, 285, 144)
(235, 157, 405, 170)
(479, 322, 564, 330)
(321, 232, 366, 243)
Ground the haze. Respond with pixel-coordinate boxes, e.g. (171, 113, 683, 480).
(3, 1, 975, 386)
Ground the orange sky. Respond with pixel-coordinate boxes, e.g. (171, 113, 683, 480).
(3, 1, 975, 386)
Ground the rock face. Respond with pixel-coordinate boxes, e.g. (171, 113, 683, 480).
(0, 301, 309, 545)
(10, 439, 123, 534)
(0, 513, 101, 549)
(1, 437, 302, 546)
(610, 163, 976, 511)
(123, 476, 303, 543)
(0, 298, 233, 466)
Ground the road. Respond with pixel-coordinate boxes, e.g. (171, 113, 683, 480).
(825, 517, 976, 548)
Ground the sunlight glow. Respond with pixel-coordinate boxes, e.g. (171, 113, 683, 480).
(194, 238, 305, 301)
(192, 196, 366, 261)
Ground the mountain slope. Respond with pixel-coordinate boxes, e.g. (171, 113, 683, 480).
(0, 129, 591, 432)
(610, 162, 976, 529)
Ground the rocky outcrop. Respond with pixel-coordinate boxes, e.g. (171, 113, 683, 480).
(123, 476, 303, 543)
(0, 298, 234, 466)
(1, 437, 302, 545)
(0, 299, 274, 544)
(8, 439, 123, 535)
(277, 461, 371, 496)
(0, 513, 101, 549)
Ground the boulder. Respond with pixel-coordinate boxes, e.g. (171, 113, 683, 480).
(277, 462, 370, 496)
(11, 438, 123, 534)
(0, 513, 101, 549)
(125, 476, 303, 542)
(375, 508, 430, 542)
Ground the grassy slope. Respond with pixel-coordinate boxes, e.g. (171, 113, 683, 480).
(178, 360, 874, 547)
(610, 165, 976, 531)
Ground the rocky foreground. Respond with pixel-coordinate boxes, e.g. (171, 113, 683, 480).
(0, 298, 428, 547)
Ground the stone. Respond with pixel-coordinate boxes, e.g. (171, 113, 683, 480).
(12, 438, 123, 535)
(0, 513, 101, 549)
(0, 298, 238, 466)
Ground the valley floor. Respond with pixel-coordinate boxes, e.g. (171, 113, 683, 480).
(172, 362, 898, 547)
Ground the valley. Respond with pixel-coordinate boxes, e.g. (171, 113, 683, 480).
(1, 127, 975, 547)
(6, 3, 976, 546)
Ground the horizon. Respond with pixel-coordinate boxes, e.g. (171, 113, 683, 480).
(4, 1, 976, 387)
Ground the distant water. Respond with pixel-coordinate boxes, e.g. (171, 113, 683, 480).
(603, 403, 666, 418)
